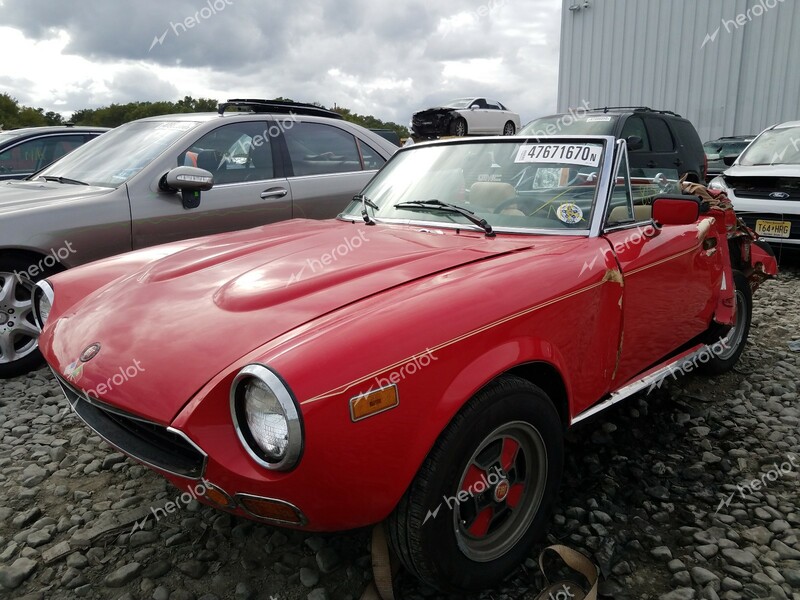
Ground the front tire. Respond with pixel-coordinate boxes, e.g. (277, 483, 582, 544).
(387, 376, 563, 592)
(0, 257, 56, 378)
(700, 270, 752, 375)
(451, 118, 468, 137)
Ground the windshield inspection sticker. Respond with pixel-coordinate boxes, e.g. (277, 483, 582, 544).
(586, 116, 613, 122)
(515, 143, 602, 167)
(556, 203, 583, 224)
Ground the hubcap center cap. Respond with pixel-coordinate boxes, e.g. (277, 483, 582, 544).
(493, 479, 510, 502)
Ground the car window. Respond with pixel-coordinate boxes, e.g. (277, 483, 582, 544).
(357, 139, 386, 170)
(284, 123, 363, 176)
(182, 122, 275, 185)
(521, 116, 618, 137)
(646, 118, 675, 152)
(0, 135, 83, 175)
(606, 154, 634, 225)
(620, 117, 651, 152)
(485, 101, 501, 110)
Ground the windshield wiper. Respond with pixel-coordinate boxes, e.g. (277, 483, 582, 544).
(393, 199, 495, 237)
(40, 175, 89, 186)
(354, 194, 379, 225)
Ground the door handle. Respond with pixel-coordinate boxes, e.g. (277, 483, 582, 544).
(646, 160, 657, 168)
(260, 187, 288, 199)
(673, 158, 683, 166)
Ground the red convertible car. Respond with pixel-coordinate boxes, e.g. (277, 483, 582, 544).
(36, 136, 777, 592)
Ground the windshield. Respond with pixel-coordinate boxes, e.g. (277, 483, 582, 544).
(445, 98, 474, 109)
(341, 140, 606, 233)
(704, 140, 751, 159)
(36, 120, 200, 187)
(737, 126, 800, 166)
(521, 115, 618, 137)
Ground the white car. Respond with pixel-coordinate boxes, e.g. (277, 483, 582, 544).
(411, 98, 521, 138)
(709, 120, 800, 249)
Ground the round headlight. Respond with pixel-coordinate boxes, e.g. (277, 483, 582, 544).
(231, 365, 303, 471)
(33, 281, 54, 330)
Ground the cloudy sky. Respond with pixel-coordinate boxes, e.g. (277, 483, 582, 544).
(0, 0, 562, 126)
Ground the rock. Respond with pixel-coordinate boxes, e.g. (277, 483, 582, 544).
(307, 589, 329, 600)
(299, 567, 320, 587)
(0, 557, 37, 589)
(177, 560, 205, 579)
(316, 547, 340, 573)
(691, 566, 720, 586)
(104, 562, 142, 587)
(721, 548, 757, 568)
(659, 589, 696, 600)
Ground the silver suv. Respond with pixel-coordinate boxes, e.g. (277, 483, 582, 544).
(0, 100, 398, 377)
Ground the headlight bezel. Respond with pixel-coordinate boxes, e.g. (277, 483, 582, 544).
(33, 280, 54, 330)
(230, 364, 303, 471)
(708, 176, 728, 192)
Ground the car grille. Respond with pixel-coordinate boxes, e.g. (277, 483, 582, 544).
(727, 176, 800, 200)
(54, 373, 206, 478)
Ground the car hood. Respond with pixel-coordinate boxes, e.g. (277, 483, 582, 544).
(43, 219, 541, 424)
(723, 164, 800, 178)
(0, 179, 113, 213)
(413, 107, 457, 117)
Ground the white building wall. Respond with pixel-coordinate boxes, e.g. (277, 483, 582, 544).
(557, 0, 800, 140)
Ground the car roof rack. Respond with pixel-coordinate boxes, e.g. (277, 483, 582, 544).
(217, 99, 343, 119)
(587, 106, 682, 117)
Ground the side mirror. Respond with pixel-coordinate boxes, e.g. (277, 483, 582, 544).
(652, 195, 701, 226)
(722, 154, 738, 166)
(626, 136, 643, 151)
(159, 166, 214, 210)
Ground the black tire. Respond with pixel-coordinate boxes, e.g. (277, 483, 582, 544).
(502, 121, 516, 136)
(0, 256, 57, 378)
(451, 118, 468, 137)
(387, 375, 563, 592)
(699, 270, 752, 375)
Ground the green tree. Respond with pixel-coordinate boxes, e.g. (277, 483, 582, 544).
(0, 93, 20, 130)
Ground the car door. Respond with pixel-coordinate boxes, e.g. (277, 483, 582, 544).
(467, 98, 491, 134)
(281, 122, 386, 220)
(601, 145, 720, 385)
(130, 120, 293, 248)
(484, 100, 506, 133)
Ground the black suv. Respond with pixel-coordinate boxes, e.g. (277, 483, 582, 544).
(520, 107, 707, 182)
(0, 125, 108, 180)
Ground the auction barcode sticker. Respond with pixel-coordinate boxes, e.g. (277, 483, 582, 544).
(515, 143, 602, 167)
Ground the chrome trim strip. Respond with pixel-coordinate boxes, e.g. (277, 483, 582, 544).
(570, 344, 707, 425)
(235, 493, 308, 527)
(230, 364, 304, 471)
(757, 236, 800, 245)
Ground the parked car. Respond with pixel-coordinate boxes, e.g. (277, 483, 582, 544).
(370, 128, 402, 146)
(0, 99, 398, 378)
(0, 125, 108, 180)
(704, 135, 755, 180)
(37, 134, 775, 592)
(709, 121, 800, 250)
(411, 98, 521, 138)
(521, 107, 707, 182)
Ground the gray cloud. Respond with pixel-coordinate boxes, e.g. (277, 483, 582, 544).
(0, 0, 562, 124)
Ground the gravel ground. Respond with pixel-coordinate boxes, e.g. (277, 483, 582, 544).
(1, 262, 799, 600)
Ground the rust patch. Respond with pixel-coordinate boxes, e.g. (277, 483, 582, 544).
(612, 330, 623, 380)
(602, 269, 624, 285)
(696, 217, 716, 240)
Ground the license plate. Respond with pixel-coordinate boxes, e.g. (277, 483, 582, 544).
(755, 219, 791, 238)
